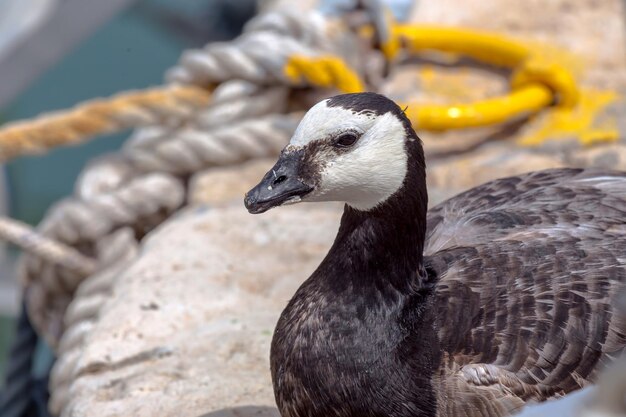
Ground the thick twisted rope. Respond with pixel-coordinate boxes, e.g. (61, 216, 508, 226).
(0, 218, 96, 277)
(125, 114, 298, 174)
(48, 229, 138, 416)
(244, 9, 331, 49)
(122, 81, 295, 173)
(0, 7, 366, 417)
(0, 85, 211, 162)
(165, 9, 341, 86)
(23, 172, 185, 345)
(193, 82, 289, 129)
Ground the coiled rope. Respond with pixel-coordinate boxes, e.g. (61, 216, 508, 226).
(0, 3, 586, 416)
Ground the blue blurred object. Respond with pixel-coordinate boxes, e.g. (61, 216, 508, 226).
(0, 0, 136, 109)
(319, 0, 415, 21)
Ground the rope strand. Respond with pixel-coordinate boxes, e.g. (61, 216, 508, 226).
(0, 217, 96, 276)
(0, 85, 211, 162)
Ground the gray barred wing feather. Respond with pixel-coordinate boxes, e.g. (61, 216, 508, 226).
(424, 168, 626, 416)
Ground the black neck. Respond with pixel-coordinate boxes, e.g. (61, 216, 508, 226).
(320, 134, 428, 293)
(271, 129, 439, 417)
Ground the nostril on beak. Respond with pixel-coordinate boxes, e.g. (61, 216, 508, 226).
(243, 192, 254, 207)
(273, 175, 287, 186)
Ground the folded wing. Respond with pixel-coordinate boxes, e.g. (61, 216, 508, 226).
(424, 168, 626, 416)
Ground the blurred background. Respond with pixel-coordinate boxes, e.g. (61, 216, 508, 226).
(0, 0, 257, 381)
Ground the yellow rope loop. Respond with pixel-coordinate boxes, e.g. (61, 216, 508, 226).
(391, 25, 531, 68)
(0, 85, 211, 162)
(403, 85, 553, 131)
(384, 24, 580, 130)
(511, 58, 579, 108)
(283, 55, 365, 93)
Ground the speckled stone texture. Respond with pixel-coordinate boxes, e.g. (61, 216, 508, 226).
(62, 203, 341, 417)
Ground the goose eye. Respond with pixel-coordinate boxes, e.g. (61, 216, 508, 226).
(334, 132, 359, 148)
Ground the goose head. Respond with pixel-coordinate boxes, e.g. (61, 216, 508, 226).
(244, 92, 422, 214)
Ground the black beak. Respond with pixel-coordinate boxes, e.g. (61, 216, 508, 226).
(244, 150, 313, 214)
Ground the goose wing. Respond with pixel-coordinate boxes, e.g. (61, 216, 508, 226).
(424, 168, 626, 415)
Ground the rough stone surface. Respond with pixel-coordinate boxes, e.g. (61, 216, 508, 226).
(427, 145, 566, 192)
(188, 159, 274, 207)
(63, 203, 342, 417)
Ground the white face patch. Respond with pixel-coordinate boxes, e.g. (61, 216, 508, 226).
(289, 100, 408, 211)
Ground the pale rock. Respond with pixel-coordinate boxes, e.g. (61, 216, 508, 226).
(62, 203, 342, 417)
(189, 159, 274, 207)
(427, 146, 566, 192)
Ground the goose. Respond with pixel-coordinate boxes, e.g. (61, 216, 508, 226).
(243, 92, 626, 417)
